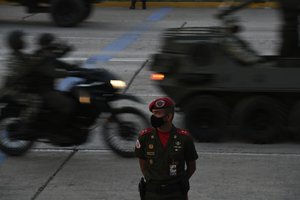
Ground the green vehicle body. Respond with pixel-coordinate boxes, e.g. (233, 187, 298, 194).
(149, 1, 300, 144)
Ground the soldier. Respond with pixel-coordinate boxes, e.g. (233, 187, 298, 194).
(3, 30, 42, 138)
(5, 30, 34, 89)
(278, 0, 300, 57)
(3, 32, 79, 138)
(129, 0, 147, 10)
(135, 97, 198, 200)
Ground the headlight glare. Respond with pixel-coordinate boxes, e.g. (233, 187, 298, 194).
(110, 80, 127, 89)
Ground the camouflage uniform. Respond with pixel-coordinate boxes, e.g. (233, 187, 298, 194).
(135, 126, 198, 200)
(3, 51, 42, 123)
(221, 18, 262, 65)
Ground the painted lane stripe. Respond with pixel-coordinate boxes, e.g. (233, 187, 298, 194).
(85, 23, 152, 64)
(101, 24, 151, 52)
(0, 152, 5, 165)
(85, 7, 172, 65)
(29, 149, 300, 158)
(0, 57, 148, 62)
(60, 8, 172, 89)
(147, 7, 173, 21)
(110, 58, 147, 62)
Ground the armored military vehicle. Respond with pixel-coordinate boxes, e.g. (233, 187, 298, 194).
(150, 1, 300, 144)
(4, 0, 101, 27)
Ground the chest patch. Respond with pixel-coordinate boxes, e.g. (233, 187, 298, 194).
(147, 151, 155, 156)
(135, 139, 141, 149)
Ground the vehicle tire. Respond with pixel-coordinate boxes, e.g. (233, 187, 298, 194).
(102, 107, 150, 158)
(231, 96, 285, 144)
(81, 2, 93, 21)
(50, 0, 85, 27)
(288, 101, 300, 142)
(0, 102, 34, 156)
(183, 95, 229, 142)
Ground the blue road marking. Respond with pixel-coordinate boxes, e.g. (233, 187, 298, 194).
(147, 7, 173, 22)
(59, 8, 172, 90)
(86, 54, 113, 63)
(101, 24, 151, 52)
(0, 152, 5, 165)
(84, 7, 172, 65)
(85, 23, 152, 64)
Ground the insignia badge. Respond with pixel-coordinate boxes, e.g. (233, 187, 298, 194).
(155, 100, 165, 108)
(170, 164, 177, 176)
(151, 135, 154, 139)
(147, 151, 155, 156)
(149, 159, 153, 165)
(174, 135, 177, 139)
(135, 139, 141, 149)
(148, 144, 154, 149)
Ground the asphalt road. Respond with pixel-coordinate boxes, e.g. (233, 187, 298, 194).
(0, 5, 300, 200)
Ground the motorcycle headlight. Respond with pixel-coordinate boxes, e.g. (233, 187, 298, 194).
(110, 80, 127, 89)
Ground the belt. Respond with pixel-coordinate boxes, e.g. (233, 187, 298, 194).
(145, 182, 182, 194)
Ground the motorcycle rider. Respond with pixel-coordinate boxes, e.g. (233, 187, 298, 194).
(219, 0, 300, 59)
(4, 31, 85, 138)
(221, 16, 262, 65)
(30, 33, 88, 132)
(3, 30, 42, 138)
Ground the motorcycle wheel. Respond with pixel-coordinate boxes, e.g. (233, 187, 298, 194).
(0, 117, 34, 156)
(102, 107, 149, 158)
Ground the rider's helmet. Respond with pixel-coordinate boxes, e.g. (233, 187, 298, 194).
(37, 33, 55, 47)
(36, 33, 72, 58)
(6, 30, 26, 51)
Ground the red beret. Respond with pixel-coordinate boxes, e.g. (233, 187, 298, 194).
(149, 97, 175, 112)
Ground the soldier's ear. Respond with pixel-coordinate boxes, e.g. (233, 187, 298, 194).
(166, 113, 173, 121)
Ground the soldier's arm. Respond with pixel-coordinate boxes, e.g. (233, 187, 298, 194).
(180, 130, 198, 179)
(138, 159, 147, 177)
(186, 160, 196, 179)
(136, 128, 153, 177)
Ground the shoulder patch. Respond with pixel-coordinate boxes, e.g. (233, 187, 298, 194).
(139, 128, 153, 136)
(177, 128, 190, 136)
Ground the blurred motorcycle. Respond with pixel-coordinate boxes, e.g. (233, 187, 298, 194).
(0, 41, 148, 158)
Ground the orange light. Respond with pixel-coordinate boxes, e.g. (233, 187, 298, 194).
(151, 73, 165, 81)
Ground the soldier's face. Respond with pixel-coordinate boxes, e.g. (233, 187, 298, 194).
(152, 109, 167, 118)
(152, 109, 172, 122)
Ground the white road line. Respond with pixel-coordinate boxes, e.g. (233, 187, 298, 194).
(0, 57, 148, 62)
(31, 148, 113, 153)
(110, 58, 147, 62)
(30, 148, 300, 157)
(200, 152, 300, 157)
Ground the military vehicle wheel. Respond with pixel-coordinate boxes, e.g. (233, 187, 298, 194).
(232, 96, 285, 144)
(183, 95, 229, 142)
(288, 101, 300, 142)
(81, 1, 93, 21)
(51, 0, 85, 27)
